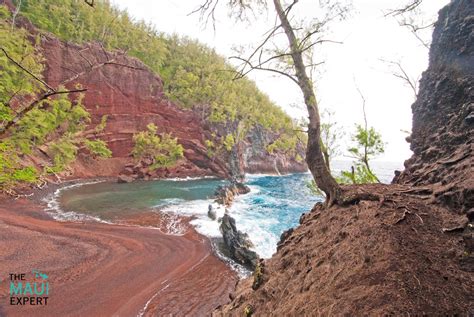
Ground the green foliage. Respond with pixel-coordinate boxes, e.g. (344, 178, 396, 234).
(0, 141, 38, 188)
(12, 166, 38, 182)
(266, 124, 305, 162)
(295, 153, 303, 163)
(223, 134, 235, 152)
(0, 8, 112, 191)
(84, 139, 112, 158)
(3, 0, 304, 189)
(17, 0, 168, 70)
(266, 134, 298, 155)
(132, 123, 184, 170)
(0, 7, 44, 115)
(204, 139, 215, 158)
(338, 164, 379, 184)
(348, 124, 384, 160)
(95, 115, 108, 133)
(340, 124, 384, 184)
(47, 136, 79, 172)
(243, 305, 254, 317)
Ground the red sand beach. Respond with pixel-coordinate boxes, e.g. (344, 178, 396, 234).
(0, 197, 237, 316)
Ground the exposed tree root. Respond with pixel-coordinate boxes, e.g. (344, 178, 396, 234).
(324, 183, 437, 209)
(336, 186, 381, 206)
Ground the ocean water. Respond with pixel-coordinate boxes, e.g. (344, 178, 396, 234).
(47, 161, 402, 261)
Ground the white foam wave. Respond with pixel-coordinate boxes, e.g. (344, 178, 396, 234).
(165, 176, 218, 182)
(246, 184, 261, 195)
(245, 173, 280, 179)
(160, 183, 280, 259)
(152, 198, 186, 208)
(229, 197, 279, 259)
(43, 180, 110, 223)
(161, 199, 227, 238)
(159, 212, 187, 235)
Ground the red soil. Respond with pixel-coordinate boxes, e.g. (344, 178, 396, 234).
(216, 184, 473, 316)
(0, 198, 237, 316)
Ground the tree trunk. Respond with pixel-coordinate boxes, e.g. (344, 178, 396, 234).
(273, 0, 342, 205)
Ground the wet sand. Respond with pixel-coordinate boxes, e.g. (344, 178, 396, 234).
(0, 197, 237, 316)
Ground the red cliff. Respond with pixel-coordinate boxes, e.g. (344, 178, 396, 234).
(37, 34, 306, 180)
(41, 36, 231, 179)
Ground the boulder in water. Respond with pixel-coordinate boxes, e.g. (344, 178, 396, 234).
(117, 174, 135, 183)
(219, 213, 258, 269)
(208, 204, 217, 220)
(214, 182, 250, 206)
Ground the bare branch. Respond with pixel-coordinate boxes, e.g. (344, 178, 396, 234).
(384, 0, 432, 48)
(380, 58, 418, 98)
(0, 47, 55, 92)
(11, 0, 22, 30)
(0, 89, 87, 135)
(384, 0, 422, 17)
(103, 61, 146, 71)
(246, 23, 282, 63)
(354, 80, 368, 131)
(189, 0, 220, 31)
(230, 56, 299, 86)
(300, 39, 342, 54)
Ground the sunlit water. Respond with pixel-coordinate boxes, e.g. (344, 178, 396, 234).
(46, 161, 402, 261)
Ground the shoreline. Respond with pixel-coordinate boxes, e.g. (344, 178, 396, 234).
(39, 177, 254, 276)
(0, 192, 238, 316)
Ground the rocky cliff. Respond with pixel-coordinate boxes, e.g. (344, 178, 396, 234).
(215, 1, 474, 315)
(38, 36, 306, 180)
(40, 36, 230, 179)
(395, 0, 473, 213)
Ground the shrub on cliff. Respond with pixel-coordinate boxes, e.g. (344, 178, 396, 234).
(132, 123, 184, 170)
(0, 6, 111, 192)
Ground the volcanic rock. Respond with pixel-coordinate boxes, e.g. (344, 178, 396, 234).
(219, 213, 258, 270)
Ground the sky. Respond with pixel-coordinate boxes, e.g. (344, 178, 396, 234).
(111, 0, 450, 163)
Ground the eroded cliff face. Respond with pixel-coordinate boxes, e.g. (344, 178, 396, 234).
(243, 126, 306, 174)
(39, 36, 227, 179)
(36, 34, 305, 180)
(396, 0, 474, 213)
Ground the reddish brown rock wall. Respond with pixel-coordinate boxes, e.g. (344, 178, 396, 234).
(40, 36, 229, 179)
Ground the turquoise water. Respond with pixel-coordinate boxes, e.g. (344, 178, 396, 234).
(57, 178, 226, 221)
(227, 173, 322, 257)
(48, 161, 402, 259)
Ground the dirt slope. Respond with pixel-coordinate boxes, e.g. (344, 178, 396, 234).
(217, 185, 473, 316)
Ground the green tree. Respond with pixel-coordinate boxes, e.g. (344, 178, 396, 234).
(193, 0, 353, 205)
(132, 123, 184, 170)
(339, 85, 384, 184)
(339, 124, 384, 184)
